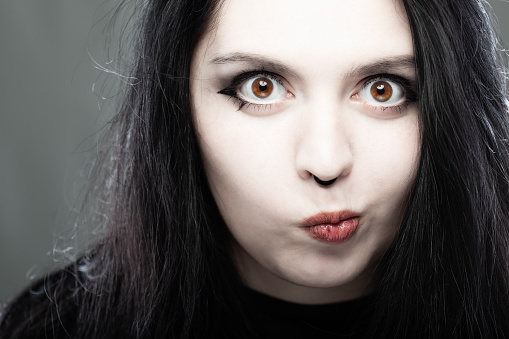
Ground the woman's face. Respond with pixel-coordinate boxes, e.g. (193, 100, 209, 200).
(191, 0, 420, 304)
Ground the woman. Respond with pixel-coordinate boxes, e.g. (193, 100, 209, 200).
(1, 0, 509, 338)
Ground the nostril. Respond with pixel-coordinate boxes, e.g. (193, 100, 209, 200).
(313, 175, 337, 186)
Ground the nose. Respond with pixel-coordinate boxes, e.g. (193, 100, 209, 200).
(294, 102, 353, 186)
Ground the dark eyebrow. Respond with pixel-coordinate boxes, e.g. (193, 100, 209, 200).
(211, 52, 416, 79)
(342, 55, 416, 80)
(211, 53, 300, 78)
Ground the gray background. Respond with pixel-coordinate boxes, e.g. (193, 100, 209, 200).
(0, 1, 508, 305)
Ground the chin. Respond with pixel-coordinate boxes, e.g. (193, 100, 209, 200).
(279, 261, 375, 290)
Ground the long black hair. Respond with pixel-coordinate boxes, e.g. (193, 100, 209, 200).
(370, 0, 509, 337)
(1, 0, 508, 338)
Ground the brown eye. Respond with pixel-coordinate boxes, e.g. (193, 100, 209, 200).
(370, 81, 393, 102)
(251, 77, 274, 98)
(357, 77, 408, 108)
(237, 73, 287, 106)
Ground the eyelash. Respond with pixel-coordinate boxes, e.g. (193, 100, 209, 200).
(358, 73, 418, 112)
(218, 70, 284, 110)
(218, 70, 418, 112)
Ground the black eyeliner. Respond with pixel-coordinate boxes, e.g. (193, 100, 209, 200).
(363, 73, 418, 103)
(218, 70, 283, 110)
(218, 70, 271, 96)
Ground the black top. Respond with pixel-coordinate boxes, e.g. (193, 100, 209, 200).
(242, 287, 374, 338)
(0, 266, 374, 338)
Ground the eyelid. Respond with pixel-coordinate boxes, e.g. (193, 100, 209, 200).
(362, 73, 417, 101)
(361, 73, 414, 92)
(356, 73, 418, 105)
(226, 70, 286, 90)
(218, 70, 291, 110)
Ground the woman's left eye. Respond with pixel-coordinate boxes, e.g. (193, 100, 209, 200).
(219, 72, 289, 109)
(358, 76, 414, 107)
(240, 76, 287, 103)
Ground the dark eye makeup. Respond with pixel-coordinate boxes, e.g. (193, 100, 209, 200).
(218, 70, 286, 110)
(218, 70, 418, 113)
(360, 73, 418, 103)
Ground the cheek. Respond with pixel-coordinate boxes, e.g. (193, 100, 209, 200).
(195, 112, 301, 237)
(195, 103, 291, 202)
(358, 116, 420, 213)
(196, 117, 260, 209)
(198, 122, 283, 213)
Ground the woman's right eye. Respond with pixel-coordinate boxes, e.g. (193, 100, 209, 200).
(219, 72, 290, 109)
(238, 76, 287, 104)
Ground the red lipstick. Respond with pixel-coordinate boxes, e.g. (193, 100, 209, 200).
(302, 211, 359, 244)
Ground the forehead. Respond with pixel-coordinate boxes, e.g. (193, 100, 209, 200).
(200, 0, 413, 72)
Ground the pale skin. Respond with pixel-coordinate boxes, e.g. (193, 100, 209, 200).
(191, 0, 420, 304)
